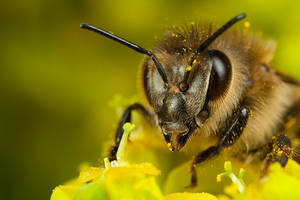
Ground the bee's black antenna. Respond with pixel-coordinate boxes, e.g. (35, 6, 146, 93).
(180, 13, 246, 92)
(80, 24, 168, 85)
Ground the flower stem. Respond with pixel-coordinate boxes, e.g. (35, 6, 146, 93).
(116, 123, 135, 164)
(217, 161, 246, 193)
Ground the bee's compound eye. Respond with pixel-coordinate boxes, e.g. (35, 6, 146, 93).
(207, 50, 232, 101)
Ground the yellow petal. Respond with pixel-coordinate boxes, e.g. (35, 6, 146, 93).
(78, 167, 103, 184)
(164, 192, 217, 200)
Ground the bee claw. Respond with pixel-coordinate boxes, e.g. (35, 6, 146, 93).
(185, 182, 197, 189)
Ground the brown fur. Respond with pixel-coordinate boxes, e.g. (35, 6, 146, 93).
(139, 23, 300, 157)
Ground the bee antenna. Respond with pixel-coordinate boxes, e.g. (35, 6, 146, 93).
(180, 13, 246, 91)
(80, 24, 168, 85)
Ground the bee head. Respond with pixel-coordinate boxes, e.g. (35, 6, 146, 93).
(144, 46, 232, 150)
(142, 14, 245, 150)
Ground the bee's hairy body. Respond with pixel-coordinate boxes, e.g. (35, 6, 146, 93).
(141, 25, 300, 154)
(81, 14, 300, 187)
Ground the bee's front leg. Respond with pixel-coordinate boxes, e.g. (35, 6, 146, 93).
(187, 107, 250, 188)
(108, 103, 151, 161)
(261, 135, 292, 176)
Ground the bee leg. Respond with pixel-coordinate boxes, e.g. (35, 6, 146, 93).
(188, 107, 250, 188)
(261, 135, 292, 176)
(108, 103, 151, 161)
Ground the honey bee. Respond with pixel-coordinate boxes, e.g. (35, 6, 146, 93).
(80, 13, 300, 187)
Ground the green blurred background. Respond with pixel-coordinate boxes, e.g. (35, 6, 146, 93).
(1, 0, 300, 199)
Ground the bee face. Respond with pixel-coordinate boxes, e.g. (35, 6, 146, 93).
(142, 50, 209, 149)
(142, 41, 232, 150)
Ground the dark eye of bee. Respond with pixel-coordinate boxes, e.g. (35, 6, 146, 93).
(207, 50, 232, 101)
